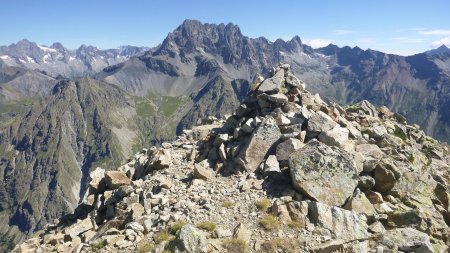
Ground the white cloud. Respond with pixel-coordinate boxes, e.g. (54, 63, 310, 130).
(391, 37, 426, 43)
(305, 39, 331, 48)
(431, 37, 450, 47)
(334, 29, 356, 35)
(419, 29, 450, 36)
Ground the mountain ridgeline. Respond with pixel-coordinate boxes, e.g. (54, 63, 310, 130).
(1, 19, 450, 248)
(0, 39, 149, 78)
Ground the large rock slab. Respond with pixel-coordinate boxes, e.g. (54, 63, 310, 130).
(235, 116, 281, 172)
(256, 68, 284, 93)
(308, 202, 368, 242)
(105, 171, 131, 190)
(289, 140, 360, 206)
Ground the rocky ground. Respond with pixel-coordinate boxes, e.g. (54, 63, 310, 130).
(13, 64, 450, 252)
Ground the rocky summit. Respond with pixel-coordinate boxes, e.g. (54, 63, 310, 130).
(14, 65, 450, 252)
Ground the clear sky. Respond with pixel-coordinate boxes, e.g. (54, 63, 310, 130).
(1, 0, 449, 56)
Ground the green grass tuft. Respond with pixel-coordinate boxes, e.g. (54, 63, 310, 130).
(255, 198, 271, 212)
(223, 238, 248, 253)
(197, 221, 217, 232)
(259, 215, 280, 231)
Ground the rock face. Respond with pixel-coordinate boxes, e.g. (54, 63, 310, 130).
(289, 140, 360, 206)
(12, 65, 450, 253)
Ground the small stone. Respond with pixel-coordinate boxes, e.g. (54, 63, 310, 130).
(276, 138, 304, 161)
(266, 93, 289, 105)
(64, 218, 94, 238)
(343, 190, 377, 216)
(318, 126, 349, 147)
(213, 228, 232, 238)
(233, 223, 251, 244)
(365, 190, 383, 204)
(374, 159, 400, 193)
(285, 73, 305, 89)
(307, 111, 337, 137)
(125, 222, 145, 233)
(131, 203, 145, 221)
(193, 163, 212, 180)
(368, 221, 385, 233)
(88, 167, 105, 192)
(264, 155, 280, 174)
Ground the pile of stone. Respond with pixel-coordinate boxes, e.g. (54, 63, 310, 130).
(13, 64, 449, 253)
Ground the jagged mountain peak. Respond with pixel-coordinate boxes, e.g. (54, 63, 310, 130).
(0, 39, 149, 77)
(426, 44, 450, 56)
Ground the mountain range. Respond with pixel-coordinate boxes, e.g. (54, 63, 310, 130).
(0, 39, 149, 78)
(1, 19, 450, 249)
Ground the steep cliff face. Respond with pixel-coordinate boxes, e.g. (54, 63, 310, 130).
(0, 66, 57, 103)
(0, 78, 142, 243)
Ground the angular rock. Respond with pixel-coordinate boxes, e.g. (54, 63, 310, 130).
(213, 228, 232, 238)
(251, 74, 264, 91)
(343, 190, 376, 216)
(266, 93, 288, 105)
(289, 140, 360, 206)
(193, 163, 212, 180)
(346, 100, 378, 117)
(285, 73, 305, 89)
(64, 218, 94, 238)
(105, 171, 131, 190)
(125, 222, 144, 233)
(374, 159, 400, 193)
(307, 111, 337, 137)
(368, 221, 385, 234)
(318, 126, 349, 147)
(233, 223, 251, 244)
(264, 155, 280, 174)
(88, 167, 105, 192)
(235, 116, 281, 172)
(367, 123, 388, 140)
(151, 149, 171, 170)
(275, 138, 304, 161)
(256, 68, 284, 93)
(308, 202, 368, 242)
(178, 225, 208, 253)
(381, 228, 433, 253)
(357, 175, 375, 191)
(130, 203, 145, 221)
(355, 144, 385, 160)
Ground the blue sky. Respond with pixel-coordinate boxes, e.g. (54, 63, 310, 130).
(1, 0, 449, 55)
